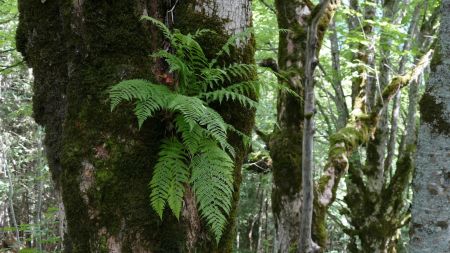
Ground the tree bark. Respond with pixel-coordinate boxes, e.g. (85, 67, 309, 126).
(16, 0, 254, 252)
(409, 0, 450, 251)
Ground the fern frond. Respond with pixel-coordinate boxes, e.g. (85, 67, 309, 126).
(211, 29, 253, 66)
(192, 28, 216, 39)
(110, 18, 258, 243)
(110, 80, 174, 127)
(134, 99, 162, 128)
(201, 68, 229, 90)
(223, 81, 260, 95)
(225, 123, 251, 147)
(190, 141, 234, 242)
(174, 33, 209, 69)
(198, 80, 260, 109)
(149, 138, 189, 220)
(199, 108, 235, 157)
(167, 95, 234, 155)
(199, 88, 258, 108)
(109, 79, 170, 109)
(222, 63, 257, 80)
(141, 16, 174, 44)
(152, 50, 193, 90)
(201, 64, 257, 92)
(175, 115, 204, 155)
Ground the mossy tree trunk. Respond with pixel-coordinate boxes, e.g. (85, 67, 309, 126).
(409, 0, 450, 251)
(16, 0, 254, 252)
(269, 1, 310, 251)
(267, 1, 339, 252)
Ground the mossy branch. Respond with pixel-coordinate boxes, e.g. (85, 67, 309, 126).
(371, 50, 433, 120)
(313, 0, 341, 51)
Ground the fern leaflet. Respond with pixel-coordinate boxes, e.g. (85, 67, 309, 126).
(149, 138, 189, 219)
(190, 141, 234, 242)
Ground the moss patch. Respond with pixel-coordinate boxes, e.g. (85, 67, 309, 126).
(419, 91, 450, 136)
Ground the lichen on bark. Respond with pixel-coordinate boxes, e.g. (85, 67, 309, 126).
(410, 1, 450, 251)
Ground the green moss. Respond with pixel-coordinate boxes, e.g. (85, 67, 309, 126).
(288, 243, 298, 253)
(329, 126, 365, 153)
(270, 130, 303, 211)
(312, 186, 329, 250)
(430, 42, 441, 72)
(98, 235, 109, 253)
(419, 88, 450, 136)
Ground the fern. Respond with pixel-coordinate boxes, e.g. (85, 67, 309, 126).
(210, 28, 253, 66)
(109, 16, 258, 242)
(190, 140, 234, 242)
(149, 138, 189, 219)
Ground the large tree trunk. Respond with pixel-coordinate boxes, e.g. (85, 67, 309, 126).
(409, 0, 450, 252)
(16, 0, 254, 252)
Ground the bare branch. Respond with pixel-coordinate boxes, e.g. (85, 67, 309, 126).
(0, 61, 24, 73)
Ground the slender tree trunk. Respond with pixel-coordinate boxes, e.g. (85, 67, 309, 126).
(329, 21, 348, 129)
(34, 133, 45, 251)
(256, 188, 265, 253)
(250, 183, 262, 252)
(300, 2, 338, 252)
(16, 0, 254, 252)
(2, 148, 20, 243)
(409, 0, 450, 251)
(384, 91, 401, 177)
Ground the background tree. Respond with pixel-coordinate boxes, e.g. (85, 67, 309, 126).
(1, 0, 62, 250)
(257, 0, 339, 251)
(340, 1, 438, 251)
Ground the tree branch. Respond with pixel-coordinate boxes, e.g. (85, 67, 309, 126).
(371, 50, 433, 120)
(254, 127, 271, 148)
(0, 48, 16, 54)
(0, 61, 24, 73)
(258, 0, 276, 14)
(258, 58, 279, 73)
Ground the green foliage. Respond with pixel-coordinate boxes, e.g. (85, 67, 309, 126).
(109, 16, 259, 242)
